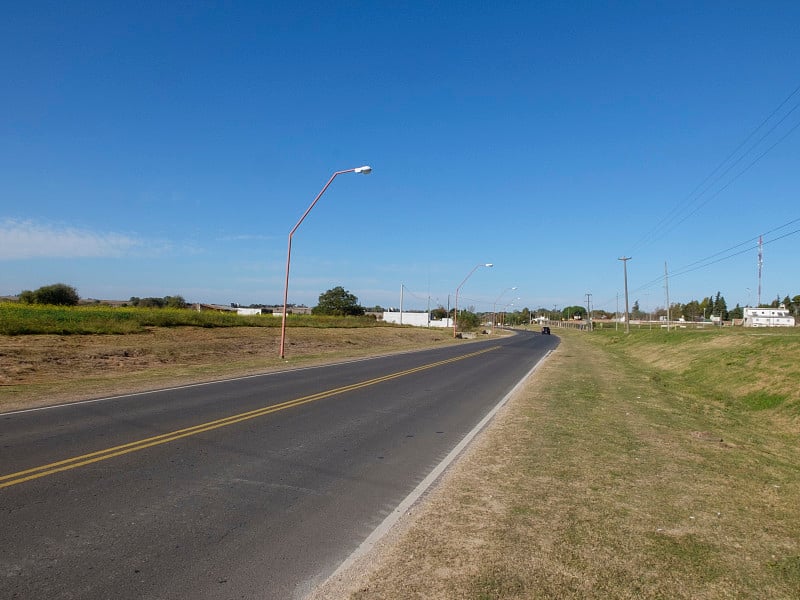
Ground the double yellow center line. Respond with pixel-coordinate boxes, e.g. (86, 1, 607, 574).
(1, 346, 499, 489)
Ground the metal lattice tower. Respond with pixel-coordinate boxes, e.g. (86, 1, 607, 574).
(757, 235, 763, 307)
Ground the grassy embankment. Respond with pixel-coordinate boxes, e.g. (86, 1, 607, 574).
(341, 326, 800, 600)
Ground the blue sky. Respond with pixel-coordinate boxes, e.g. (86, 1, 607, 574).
(2, 1, 799, 314)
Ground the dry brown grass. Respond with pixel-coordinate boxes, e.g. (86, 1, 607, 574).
(5, 325, 798, 598)
(0, 326, 460, 412)
(313, 328, 800, 599)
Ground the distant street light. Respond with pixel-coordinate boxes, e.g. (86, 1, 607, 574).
(500, 298, 520, 327)
(453, 263, 493, 338)
(491, 286, 517, 335)
(279, 166, 372, 358)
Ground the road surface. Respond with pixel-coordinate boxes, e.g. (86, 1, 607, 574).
(1, 330, 557, 599)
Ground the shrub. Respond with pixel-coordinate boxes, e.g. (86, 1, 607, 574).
(19, 283, 80, 306)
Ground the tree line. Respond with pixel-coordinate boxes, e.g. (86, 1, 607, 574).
(13, 283, 800, 325)
(637, 291, 800, 322)
(15, 283, 188, 309)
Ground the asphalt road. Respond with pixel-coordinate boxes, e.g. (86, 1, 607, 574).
(0, 330, 558, 599)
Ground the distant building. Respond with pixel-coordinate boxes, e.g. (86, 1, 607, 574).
(382, 311, 452, 328)
(742, 306, 795, 328)
(193, 303, 237, 313)
(272, 305, 311, 316)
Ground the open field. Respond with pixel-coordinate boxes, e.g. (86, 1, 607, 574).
(0, 324, 461, 413)
(316, 326, 800, 599)
(0, 302, 384, 335)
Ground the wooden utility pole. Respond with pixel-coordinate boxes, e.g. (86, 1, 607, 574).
(585, 292, 592, 331)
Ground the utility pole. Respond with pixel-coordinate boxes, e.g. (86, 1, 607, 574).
(427, 294, 431, 327)
(400, 284, 404, 325)
(615, 293, 619, 331)
(664, 262, 671, 332)
(585, 293, 592, 331)
(619, 257, 631, 334)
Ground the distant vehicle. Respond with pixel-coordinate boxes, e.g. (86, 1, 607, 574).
(541, 326, 551, 335)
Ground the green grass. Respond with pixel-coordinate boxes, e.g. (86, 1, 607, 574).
(0, 303, 385, 335)
(589, 326, 800, 420)
(348, 325, 800, 599)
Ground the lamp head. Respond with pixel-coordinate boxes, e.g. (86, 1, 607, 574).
(485, 263, 493, 268)
(354, 165, 372, 174)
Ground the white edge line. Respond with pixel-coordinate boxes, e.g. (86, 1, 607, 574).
(321, 348, 554, 586)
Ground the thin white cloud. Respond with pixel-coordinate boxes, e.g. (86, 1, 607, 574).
(0, 219, 147, 260)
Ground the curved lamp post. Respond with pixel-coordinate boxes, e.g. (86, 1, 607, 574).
(491, 286, 517, 335)
(453, 263, 493, 338)
(279, 165, 372, 358)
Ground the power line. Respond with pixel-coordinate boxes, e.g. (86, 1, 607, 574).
(597, 216, 800, 311)
(630, 82, 800, 253)
(629, 223, 800, 300)
(669, 115, 800, 229)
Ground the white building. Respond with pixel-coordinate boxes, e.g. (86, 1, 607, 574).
(742, 306, 796, 328)
(382, 311, 453, 328)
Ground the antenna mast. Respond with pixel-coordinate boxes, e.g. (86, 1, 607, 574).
(757, 235, 763, 307)
(664, 262, 670, 332)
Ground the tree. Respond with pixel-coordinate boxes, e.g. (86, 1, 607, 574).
(729, 304, 743, 320)
(312, 286, 365, 316)
(681, 299, 699, 321)
(562, 305, 585, 320)
(431, 306, 449, 320)
(164, 295, 187, 309)
(713, 292, 728, 320)
(456, 309, 480, 330)
(137, 297, 166, 308)
(19, 283, 80, 306)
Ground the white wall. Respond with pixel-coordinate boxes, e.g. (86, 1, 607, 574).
(382, 312, 452, 328)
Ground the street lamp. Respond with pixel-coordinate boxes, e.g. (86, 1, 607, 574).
(279, 165, 372, 358)
(500, 298, 520, 327)
(491, 286, 517, 335)
(453, 263, 493, 338)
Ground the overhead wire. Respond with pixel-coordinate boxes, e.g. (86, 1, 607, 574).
(629, 82, 800, 254)
(598, 82, 800, 312)
(605, 217, 800, 309)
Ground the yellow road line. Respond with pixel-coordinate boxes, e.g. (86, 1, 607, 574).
(1, 346, 499, 489)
